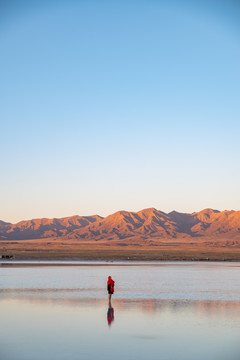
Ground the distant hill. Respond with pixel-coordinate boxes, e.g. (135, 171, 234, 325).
(1, 208, 240, 241)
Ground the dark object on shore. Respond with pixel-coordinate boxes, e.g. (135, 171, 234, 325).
(1, 255, 14, 259)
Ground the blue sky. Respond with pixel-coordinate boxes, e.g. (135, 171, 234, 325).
(1, 0, 240, 222)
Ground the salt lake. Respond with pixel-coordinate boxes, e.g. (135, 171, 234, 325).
(1, 261, 240, 360)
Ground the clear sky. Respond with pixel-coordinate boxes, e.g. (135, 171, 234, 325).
(1, 0, 240, 223)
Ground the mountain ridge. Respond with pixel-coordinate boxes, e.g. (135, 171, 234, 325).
(1, 208, 240, 241)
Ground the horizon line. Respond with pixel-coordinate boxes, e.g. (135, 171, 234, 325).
(1, 207, 238, 225)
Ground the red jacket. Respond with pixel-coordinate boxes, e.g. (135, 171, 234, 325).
(107, 277, 115, 293)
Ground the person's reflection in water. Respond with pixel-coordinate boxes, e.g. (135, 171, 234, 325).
(107, 304, 114, 327)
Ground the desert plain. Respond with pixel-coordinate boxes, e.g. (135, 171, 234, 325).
(1, 208, 240, 261)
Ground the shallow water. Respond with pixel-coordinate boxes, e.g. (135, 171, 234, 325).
(1, 261, 240, 360)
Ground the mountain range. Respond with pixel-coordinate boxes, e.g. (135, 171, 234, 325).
(1, 208, 240, 241)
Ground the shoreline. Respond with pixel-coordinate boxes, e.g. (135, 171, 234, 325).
(1, 249, 240, 262)
(1, 260, 240, 268)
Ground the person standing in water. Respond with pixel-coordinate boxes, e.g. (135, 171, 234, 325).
(107, 276, 115, 304)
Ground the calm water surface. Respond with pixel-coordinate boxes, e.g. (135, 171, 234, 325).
(0, 261, 240, 360)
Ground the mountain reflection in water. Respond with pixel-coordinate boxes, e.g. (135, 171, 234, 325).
(1, 291, 240, 315)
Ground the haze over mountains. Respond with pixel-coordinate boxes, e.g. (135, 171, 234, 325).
(1, 208, 240, 241)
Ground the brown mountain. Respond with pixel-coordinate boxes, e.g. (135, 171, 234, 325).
(0, 215, 102, 240)
(0, 208, 240, 241)
(67, 208, 178, 240)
